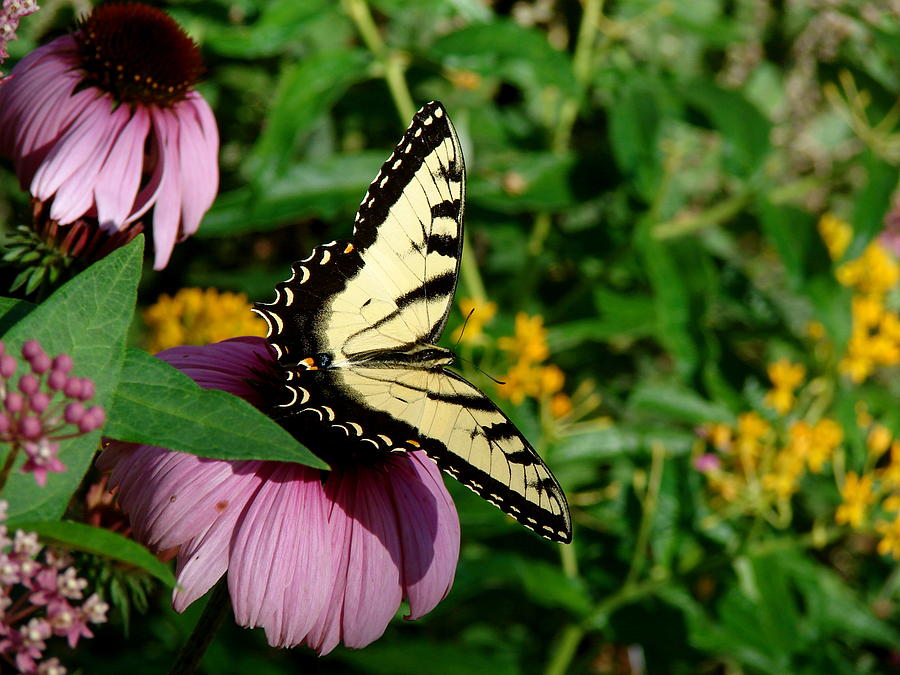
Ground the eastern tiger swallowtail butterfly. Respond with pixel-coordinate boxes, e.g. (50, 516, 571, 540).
(253, 101, 572, 543)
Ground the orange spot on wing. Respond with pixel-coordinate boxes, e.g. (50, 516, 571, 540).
(344, 243, 354, 254)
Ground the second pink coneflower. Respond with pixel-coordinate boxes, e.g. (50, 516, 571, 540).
(0, 2, 218, 269)
(99, 338, 460, 653)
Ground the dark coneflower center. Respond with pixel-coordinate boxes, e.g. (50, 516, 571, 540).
(74, 3, 204, 107)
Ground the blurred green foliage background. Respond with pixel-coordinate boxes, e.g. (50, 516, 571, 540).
(5, 0, 900, 673)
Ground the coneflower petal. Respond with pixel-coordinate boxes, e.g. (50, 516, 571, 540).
(95, 107, 151, 230)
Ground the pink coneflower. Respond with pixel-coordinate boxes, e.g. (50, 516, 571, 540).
(98, 338, 460, 653)
(0, 2, 218, 269)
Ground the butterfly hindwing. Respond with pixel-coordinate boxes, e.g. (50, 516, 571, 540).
(254, 101, 465, 366)
(273, 366, 571, 543)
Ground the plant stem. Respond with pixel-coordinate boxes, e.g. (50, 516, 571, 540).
(169, 580, 231, 675)
(544, 624, 585, 675)
(343, 0, 415, 123)
(624, 441, 665, 587)
(0, 444, 20, 494)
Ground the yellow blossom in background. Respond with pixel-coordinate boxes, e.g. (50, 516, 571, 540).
(498, 313, 550, 364)
(764, 358, 805, 416)
(835, 239, 900, 383)
(550, 393, 573, 418)
(452, 297, 497, 344)
(818, 213, 852, 260)
(143, 288, 266, 353)
(876, 518, 900, 558)
(707, 423, 732, 452)
(806, 320, 826, 341)
(868, 424, 893, 460)
(856, 401, 874, 429)
(835, 472, 875, 528)
(878, 442, 900, 489)
(497, 359, 543, 405)
(836, 241, 899, 295)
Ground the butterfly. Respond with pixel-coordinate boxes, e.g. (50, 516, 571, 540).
(253, 101, 571, 543)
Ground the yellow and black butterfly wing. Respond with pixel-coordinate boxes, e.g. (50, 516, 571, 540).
(253, 102, 465, 366)
(271, 366, 572, 544)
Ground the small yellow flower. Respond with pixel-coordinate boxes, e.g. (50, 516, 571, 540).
(767, 358, 805, 390)
(852, 295, 885, 328)
(835, 472, 875, 528)
(868, 424, 893, 460)
(496, 360, 542, 405)
(550, 393, 573, 419)
(809, 418, 842, 472)
(498, 313, 550, 364)
(143, 288, 266, 353)
(539, 364, 565, 395)
(883, 495, 900, 512)
(879, 441, 900, 489)
(876, 517, 900, 558)
(806, 321, 826, 340)
(855, 401, 873, 429)
(818, 213, 852, 260)
(836, 241, 899, 295)
(452, 298, 498, 344)
(707, 423, 733, 453)
(737, 411, 771, 442)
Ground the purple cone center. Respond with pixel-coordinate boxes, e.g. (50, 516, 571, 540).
(74, 3, 204, 107)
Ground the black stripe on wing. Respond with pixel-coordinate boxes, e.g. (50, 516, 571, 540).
(254, 101, 465, 366)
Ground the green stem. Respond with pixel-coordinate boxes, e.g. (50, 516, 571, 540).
(543, 624, 585, 675)
(343, 0, 415, 123)
(552, 0, 603, 153)
(0, 444, 20, 494)
(460, 232, 487, 302)
(169, 580, 231, 675)
(652, 191, 752, 239)
(624, 442, 665, 587)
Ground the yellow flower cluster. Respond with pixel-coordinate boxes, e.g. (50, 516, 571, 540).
(699, 411, 843, 507)
(698, 361, 843, 511)
(496, 312, 571, 418)
(143, 287, 266, 353)
(843, 424, 900, 559)
(763, 358, 805, 416)
(818, 212, 852, 260)
(452, 297, 497, 345)
(819, 214, 900, 383)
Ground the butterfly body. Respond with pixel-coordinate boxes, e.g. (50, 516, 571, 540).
(255, 102, 572, 543)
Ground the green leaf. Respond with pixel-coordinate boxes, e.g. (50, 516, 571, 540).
(192, 0, 342, 59)
(1, 238, 142, 521)
(336, 640, 519, 675)
(629, 382, 734, 424)
(198, 152, 386, 237)
(106, 348, 327, 468)
(608, 84, 663, 199)
(683, 81, 771, 176)
(847, 150, 899, 259)
(246, 49, 370, 181)
(431, 20, 577, 98)
(468, 152, 577, 212)
(12, 520, 175, 586)
(756, 198, 817, 290)
(0, 296, 35, 335)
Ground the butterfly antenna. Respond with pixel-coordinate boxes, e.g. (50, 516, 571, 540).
(457, 355, 506, 385)
(454, 307, 476, 349)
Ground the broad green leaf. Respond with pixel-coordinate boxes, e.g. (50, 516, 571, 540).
(683, 81, 771, 176)
(246, 49, 370, 181)
(199, 152, 386, 237)
(756, 198, 818, 290)
(431, 21, 577, 98)
(628, 383, 733, 425)
(336, 640, 519, 675)
(1, 238, 142, 521)
(468, 152, 577, 212)
(106, 348, 327, 468)
(635, 216, 698, 377)
(0, 296, 34, 335)
(184, 0, 342, 59)
(608, 84, 663, 199)
(13, 520, 175, 586)
(847, 150, 898, 259)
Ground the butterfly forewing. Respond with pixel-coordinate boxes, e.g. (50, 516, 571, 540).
(254, 101, 465, 366)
